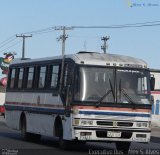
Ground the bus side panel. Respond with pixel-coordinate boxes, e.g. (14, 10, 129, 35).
(26, 113, 56, 137)
(5, 110, 22, 130)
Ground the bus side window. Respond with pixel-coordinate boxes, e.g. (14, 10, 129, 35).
(138, 76, 147, 94)
(152, 72, 160, 90)
(38, 66, 47, 89)
(26, 67, 34, 89)
(17, 68, 24, 89)
(50, 65, 60, 89)
(10, 68, 16, 88)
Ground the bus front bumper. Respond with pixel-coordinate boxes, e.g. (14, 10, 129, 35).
(74, 127, 151, 143)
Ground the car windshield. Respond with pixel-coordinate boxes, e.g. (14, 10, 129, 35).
(74, 66, 150, 104)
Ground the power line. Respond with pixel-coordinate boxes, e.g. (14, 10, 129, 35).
(72, 23, 160, 29)
(0, 20, 159, 53)
(0, 40, 22, 53)
(22, 27, 54, 35)
(0, 35, 16, 46)
(21, 20, 160, 36)
(0, 37, 17, 49)
(105, 20, 160, 27)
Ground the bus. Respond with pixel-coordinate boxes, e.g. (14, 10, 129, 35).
(5, 52, 152, 152)
(150, 69, 160, 127)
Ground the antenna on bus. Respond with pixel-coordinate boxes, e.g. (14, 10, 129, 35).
(55, 26, 73, 92)
(101, 35, 110, 54)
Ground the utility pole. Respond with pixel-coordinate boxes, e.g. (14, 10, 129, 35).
(101, 36, 110, 54)
(16, 34, 32, 58)
(55, 26, 73, 92)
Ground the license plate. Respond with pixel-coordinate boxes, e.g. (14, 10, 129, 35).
(107, 131, 121, 138)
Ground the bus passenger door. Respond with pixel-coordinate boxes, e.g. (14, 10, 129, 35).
(61, 62, 74, 140)
(61, 63, 74, 117)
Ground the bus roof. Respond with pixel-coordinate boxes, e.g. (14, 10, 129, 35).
(11, 51, 147, 68)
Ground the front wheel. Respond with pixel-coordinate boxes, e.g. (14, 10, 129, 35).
(115, 142, 131, 154)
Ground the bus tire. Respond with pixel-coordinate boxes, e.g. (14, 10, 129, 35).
(21, 116, 41, 141)
(55, 117, 70, 149)
(21, 116, 31, 140)
(115, 142, 131, 154)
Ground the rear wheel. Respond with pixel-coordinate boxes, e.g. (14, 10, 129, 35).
(115, 142, 131, 154)
(21, 117, 41, 141)
(21, 117, 31, 140)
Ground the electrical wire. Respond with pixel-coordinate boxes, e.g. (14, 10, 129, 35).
(14, 20, 160, 36)
(0, 35, 16, 46)
(72, 23, 160, 29)
(0, 20, 160, 52)
(22, 27, 54, 35)
(0, 37, 17, 49)
(0, 40, 22, 53)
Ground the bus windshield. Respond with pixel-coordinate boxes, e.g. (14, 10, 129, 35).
(74, 66, 150, 104)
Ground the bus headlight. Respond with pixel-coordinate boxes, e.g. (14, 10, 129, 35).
(81, 120, 93, 125)
(74, 119, 80, 125)
(136, 122, 149, 128)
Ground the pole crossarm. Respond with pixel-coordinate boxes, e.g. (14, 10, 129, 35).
(101, 36, 110, 54)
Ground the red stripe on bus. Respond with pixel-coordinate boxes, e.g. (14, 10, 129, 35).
(151, 91, 160, 94)
(72, 106, 150, 113)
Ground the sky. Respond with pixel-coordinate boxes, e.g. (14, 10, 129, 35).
(0, 0, 160, 69)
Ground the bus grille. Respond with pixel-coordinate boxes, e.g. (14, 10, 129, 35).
(97, 121, 113, 126)
(97, 121, 133, 127)
(117, 122, 133, 127)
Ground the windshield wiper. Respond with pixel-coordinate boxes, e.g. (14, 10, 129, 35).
(96, 79, 115, 107)
(96, 90, 112, 107)
(119, 79, 135, 105)
(121, 89, 135, 104)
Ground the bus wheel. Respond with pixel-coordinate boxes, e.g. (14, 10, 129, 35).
(56, 120, 70, 149)
(21, 117, 41, 141)
(21, 117, 29, 140)
(115, 142, 131, 154)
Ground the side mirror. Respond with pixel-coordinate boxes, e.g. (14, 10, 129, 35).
(150, 77, 155, 91)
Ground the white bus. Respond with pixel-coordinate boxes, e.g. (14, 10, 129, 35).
(150, 69, 160, 127)
(5, 52, 152, 152)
